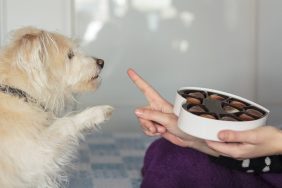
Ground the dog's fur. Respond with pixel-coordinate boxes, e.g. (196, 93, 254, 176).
(0, 27, 113, 187)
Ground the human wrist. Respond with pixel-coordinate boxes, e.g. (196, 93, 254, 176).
(192, 140, 219, 157)
(277, 128, 282, 155)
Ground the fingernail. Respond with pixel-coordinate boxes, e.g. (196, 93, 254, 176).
(149, 127, 155, 132)
(219, 132, 227, 140)
(135, 109, 143, 116)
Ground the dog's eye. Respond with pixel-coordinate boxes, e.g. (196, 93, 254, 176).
(68, 50, 74, 60)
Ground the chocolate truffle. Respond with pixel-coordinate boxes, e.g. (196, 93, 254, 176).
(189, 92, 205, 99)
(200, 114, 216, 119)
(223, 105, 240, 113)
(186, 97, 201, 105)
(188, 105, 206, 113)
(220, 116, 238, 121)
(238, 113, 255, 121)
(230, 100, 247, 109)
(246, 109, 263, 118)
(210, 94, 225, 101)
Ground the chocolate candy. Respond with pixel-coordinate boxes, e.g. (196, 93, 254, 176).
(188, 92, 205, 99)
(186, 97, 201, 105)
(209, 94, 225, 101)
(229, 100, 247, 109)
(180, 89, 266, 122)
(246, 108, 264, 118)
(188, 105, 206, 113)
(200, 114, 216, 119)
(223, 105, 240, 113)
(220, 116, 238, 121)
(238, 113, 255, 121)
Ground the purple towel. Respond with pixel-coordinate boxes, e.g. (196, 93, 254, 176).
(141, 138, 282, 188)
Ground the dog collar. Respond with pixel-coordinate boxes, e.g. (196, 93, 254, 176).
(0, 85, 43, 108)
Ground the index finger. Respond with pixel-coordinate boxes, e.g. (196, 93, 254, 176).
(127, 68, 163, 103)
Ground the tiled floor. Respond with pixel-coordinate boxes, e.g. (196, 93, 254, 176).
(67, 132, 156, 188)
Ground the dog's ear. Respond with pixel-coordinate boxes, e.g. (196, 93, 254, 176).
(14, 27, 53, 67)
(12, 27, 57, 90)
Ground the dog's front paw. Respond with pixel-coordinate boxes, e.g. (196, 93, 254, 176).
(76, 105, 114, 127)
(97, 105, 114, 121)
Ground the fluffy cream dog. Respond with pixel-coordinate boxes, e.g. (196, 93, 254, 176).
(0, 27, 113, 187)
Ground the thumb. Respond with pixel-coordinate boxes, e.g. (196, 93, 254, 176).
(218, 129, 257, 144)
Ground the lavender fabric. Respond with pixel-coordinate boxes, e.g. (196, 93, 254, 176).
(141, 138, 282, 188)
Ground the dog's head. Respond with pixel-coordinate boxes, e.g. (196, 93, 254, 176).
(0, 27, 104, 112)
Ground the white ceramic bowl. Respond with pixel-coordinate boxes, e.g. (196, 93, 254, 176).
(173, 87, 269, 141)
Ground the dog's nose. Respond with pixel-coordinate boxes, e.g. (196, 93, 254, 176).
(95, 58, 104, 69)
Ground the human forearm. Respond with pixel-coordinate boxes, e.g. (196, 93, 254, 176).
(207, 126, 282, 159)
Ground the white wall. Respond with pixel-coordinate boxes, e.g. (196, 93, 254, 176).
(0, 0, 4, 43)
(257, 0, 282, 105)
(0, 0, 73, 45)
(1, 0, 281, 131)
(74, 0, 258, 131)
(256, 0, 282, 127)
